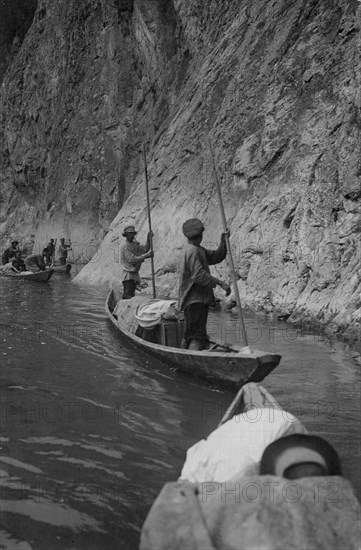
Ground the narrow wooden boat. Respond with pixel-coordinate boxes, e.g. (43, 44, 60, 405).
(52, 263, 72, 274)
(0, 269, 54, 282)
(140, 384, 361, 550)
(106, 290, 281, 388)
(218, 382, 281, 426)
(140, 384, 274, 549)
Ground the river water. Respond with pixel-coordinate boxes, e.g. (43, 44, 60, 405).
(0, 274, 360, 549)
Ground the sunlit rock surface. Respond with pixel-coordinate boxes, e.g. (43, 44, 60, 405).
(0, 0, 360, 341)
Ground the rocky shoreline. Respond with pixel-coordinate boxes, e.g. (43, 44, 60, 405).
(74, 251, 361, 352)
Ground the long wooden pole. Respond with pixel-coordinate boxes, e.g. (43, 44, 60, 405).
(207, 136, 249, 348)
(52, 238, 57, 266)
(70, 238, 76, 268)
(143, 144, 156, 298)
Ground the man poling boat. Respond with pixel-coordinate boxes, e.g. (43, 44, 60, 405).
(207, 135, 250, 352)
(46, 238, 56, 261)
(120, 226, 154, 299)
(176, 135, 252, 353)
(40, 237, 72, 273)
(178, 218, 231, 350)
(58, 238, 72, 265)
(119, 145, 155, 300)
(106, 139, 281, 386)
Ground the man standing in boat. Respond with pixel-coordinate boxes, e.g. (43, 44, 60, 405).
(179, 218, 230, 350)
(46, 238, 56, 261)
(121, 225, 154, 299)
(58, 238, 72, 265)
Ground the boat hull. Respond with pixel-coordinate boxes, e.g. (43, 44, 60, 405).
(106, 290, 281, 389)
(0, 269, 54, 282)
(52, 264, 72, 274)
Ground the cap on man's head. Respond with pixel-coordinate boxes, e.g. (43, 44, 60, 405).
(122, 225, 137, 237)
(11, 240, 19, 246)
(260, 433, 342, 479)
(182, 218, 205, 239)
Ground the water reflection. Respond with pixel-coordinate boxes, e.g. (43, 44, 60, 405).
(0, 276, 360, 549)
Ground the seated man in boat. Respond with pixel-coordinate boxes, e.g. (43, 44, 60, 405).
(25, 249, 50, 271)
(11, 251, 27, 272)
(121, 225, 154, 299)
(58, 238, 72, 265)
(178, 218, 231, 350)
(2, 240, 20, 265)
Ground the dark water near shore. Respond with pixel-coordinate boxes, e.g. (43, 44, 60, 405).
(0, 274, 360, 549)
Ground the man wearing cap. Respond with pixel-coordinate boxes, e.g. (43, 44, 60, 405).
(58, 238, 72, 265)
(46, 238, 56, 261)
(260, 432, 342, 479)
(179, 218, 231, 350)
(2, 241, 20, 265)
(121, 226, 154, 299)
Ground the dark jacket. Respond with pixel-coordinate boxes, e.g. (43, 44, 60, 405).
(178, 237, 227, 311)
(12, 258, 26, 272)
(47, 242, 55, 256)
(2, 246, 19, 265)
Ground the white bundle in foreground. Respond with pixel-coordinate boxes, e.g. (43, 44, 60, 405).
(180, 407, 307, 482)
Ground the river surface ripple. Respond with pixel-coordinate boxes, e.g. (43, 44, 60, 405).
(0, 276, 360, 549)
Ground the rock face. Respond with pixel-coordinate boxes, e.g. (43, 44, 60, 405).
(0, 0, 360, 341)
(0, 0, 38, 82)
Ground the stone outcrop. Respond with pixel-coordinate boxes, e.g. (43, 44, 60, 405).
(0, 0, 360, 342)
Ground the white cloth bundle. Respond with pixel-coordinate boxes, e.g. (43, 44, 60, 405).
(135, 300, 178, 328)
(180, 407, 307, 483)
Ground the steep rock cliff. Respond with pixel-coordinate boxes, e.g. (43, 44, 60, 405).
(0, 0, 38, 82)
(0, 0, 360, 341)
(0, 0, 182, 251)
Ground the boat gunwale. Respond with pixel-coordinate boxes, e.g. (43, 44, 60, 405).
(0, 268, 54, 281)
